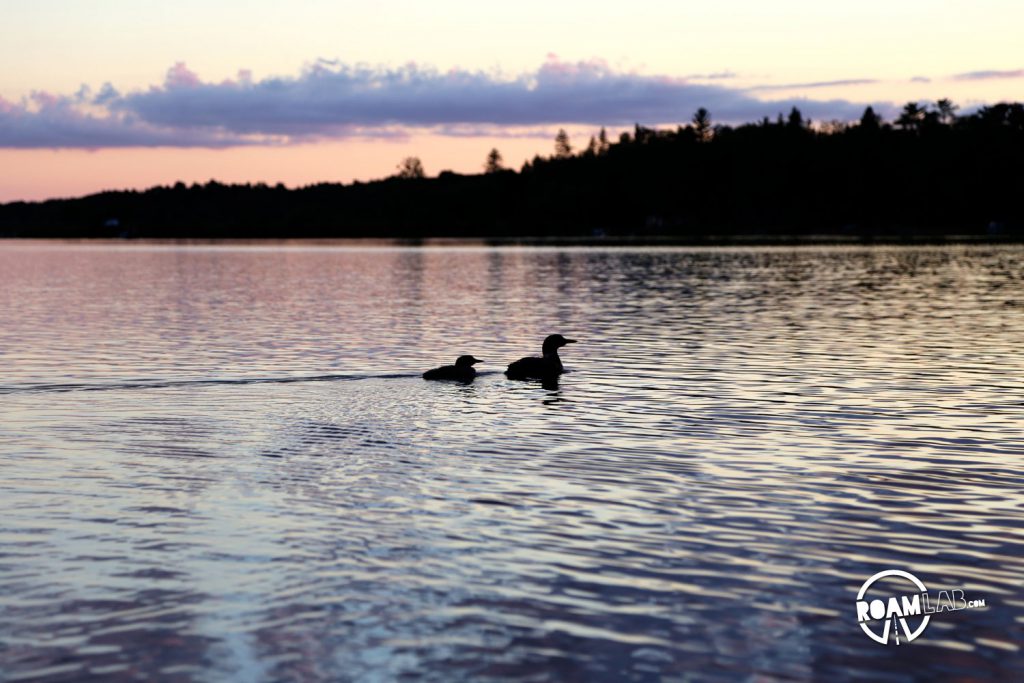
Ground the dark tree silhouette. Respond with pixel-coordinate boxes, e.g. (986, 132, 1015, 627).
(634, 124, 655, 144)
(936, 98, 959, 125)
(396, 157, 425, 179)
(484, 148, 504, 173)
(897, 102, 927, 132)
(977, 102, 1024, 129)
(4, 97, 1024, 241)
(554, 129, 573, 158)
(598, 127, 610, 154)
(787, 107, 805, 129)
(693, 108, 712, 142)
(859, 106, 882, 131)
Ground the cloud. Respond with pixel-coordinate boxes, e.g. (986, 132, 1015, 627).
(93, 83, 121, 105)
(164, 62, 203, 89)
(0, 58, 880, 149)
(748, 79, 878, 91)
(687, 71, 738, 80)
(0, 91, 262, 149)
(953, 68, 1024, 81)
(910, 76, 931, 83)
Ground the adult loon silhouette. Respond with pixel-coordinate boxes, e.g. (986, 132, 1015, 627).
(505, 335, 577, 379)
(422, 355, 482, 382)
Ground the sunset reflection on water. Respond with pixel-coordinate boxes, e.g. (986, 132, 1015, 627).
(1, 241, 1022, 681)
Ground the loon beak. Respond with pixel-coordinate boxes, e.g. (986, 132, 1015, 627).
(564, 338, 577, 344)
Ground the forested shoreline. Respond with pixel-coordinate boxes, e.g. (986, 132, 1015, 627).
(2, 102, 1022, 240)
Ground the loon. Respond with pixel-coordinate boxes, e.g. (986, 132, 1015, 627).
(505, 334, 577, 379)
(422, 355, 482, 382)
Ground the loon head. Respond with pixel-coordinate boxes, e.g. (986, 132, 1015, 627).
(455, 355, 483, 368)
(542, 334, 577, 355)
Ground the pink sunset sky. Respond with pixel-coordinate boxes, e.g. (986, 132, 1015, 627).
(2, 0, 1022, 202)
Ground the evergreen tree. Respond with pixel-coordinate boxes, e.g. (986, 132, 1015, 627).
(936, 98, 959, 125)
(859, 106, 882, 131)
(787, 107, 805, 129)
(897, 102, 927, 132)
(484, 148, 504, 173)
(554, 129, 573, 158)
(693, 108, 712, 142)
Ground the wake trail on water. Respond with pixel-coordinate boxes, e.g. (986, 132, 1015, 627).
(0, 373, 424, 395)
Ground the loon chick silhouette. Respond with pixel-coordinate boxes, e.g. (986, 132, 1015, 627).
(505, 335, 577, 379)
(423, 355, 482, 382)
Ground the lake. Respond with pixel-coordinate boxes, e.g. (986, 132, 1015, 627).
(1, 240, 1022, 681)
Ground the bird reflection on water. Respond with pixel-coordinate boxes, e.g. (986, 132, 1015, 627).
(503, 372, 566, 403)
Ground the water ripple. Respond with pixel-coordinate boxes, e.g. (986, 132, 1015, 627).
(1, 242, 1023, 681)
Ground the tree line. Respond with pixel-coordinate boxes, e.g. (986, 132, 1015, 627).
(2, 99, 1022, 240)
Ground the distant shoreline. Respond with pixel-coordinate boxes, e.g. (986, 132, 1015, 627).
(3, 102, 1022, 240)
(3, 234, 1023, 248)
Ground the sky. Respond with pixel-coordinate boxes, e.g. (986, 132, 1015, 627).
(1, 0, 1022, 202)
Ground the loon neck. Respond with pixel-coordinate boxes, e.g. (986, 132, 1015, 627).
(543, 350, 564, 367)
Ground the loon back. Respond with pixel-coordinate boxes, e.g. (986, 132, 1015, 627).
(505, 335, 577, 379)
(423, 355, 482, 382)
(505, 353, 563, 378)
(423, 364, 476, 381)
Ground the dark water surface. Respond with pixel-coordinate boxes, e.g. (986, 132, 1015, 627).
(1, 241, 1022, 681)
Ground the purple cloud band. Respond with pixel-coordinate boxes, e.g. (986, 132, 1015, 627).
(2, 58, 882, 149)
(747, 79, 879, 91)
(953, 68, 1024, 81)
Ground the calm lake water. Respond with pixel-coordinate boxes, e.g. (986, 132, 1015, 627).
(1, 240, 1022, 682)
